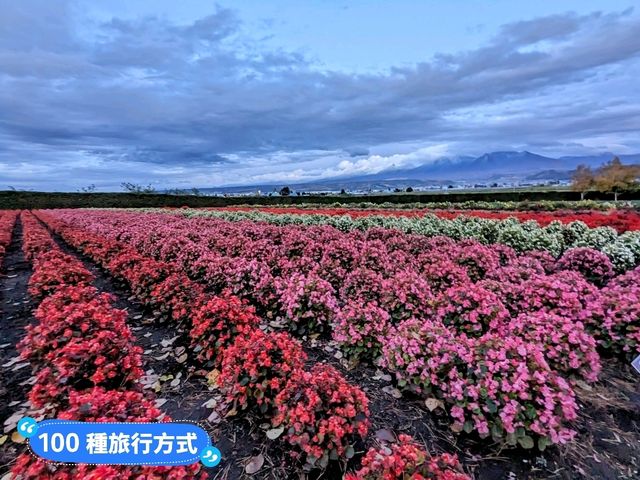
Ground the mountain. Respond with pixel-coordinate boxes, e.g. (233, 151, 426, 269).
(332, 151, 564, 185)
(524, 169, 573, 181)
(558, 152, 640, 168)
(198, 151, 639, 194)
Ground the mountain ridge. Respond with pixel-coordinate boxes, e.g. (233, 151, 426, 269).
(199, 151, 640, 193)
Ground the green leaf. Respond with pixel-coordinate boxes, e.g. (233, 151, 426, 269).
(518, 435, 535, 449)
(537, 436, 551, 451)
(463, 421, 474, 434)
(491, 423, 503, 442)
(345, 446, 355, 459)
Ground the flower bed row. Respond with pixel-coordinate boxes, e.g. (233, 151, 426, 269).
(213, 199, 622, 213)
(211, 206, 640, 233)
(33, 211, 461, 478)
(13, 211, 204, 479)
(41, 210, 640, 452)
(164, 207, 640, 271)
(0, 210, 18, 268)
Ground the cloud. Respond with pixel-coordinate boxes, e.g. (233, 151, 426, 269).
(0, 1, 639, 190)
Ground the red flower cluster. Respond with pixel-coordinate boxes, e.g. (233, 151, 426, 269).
(19, 286, 116, 363)
(18, 212, 142, 413)
(346, 434, 470, 480)
(272, 364, 370, 468)
(60, 387, 164, 422)
(28, 250, 94, 299)
(0, 210, 18, 266)
(151, 273, 205, 323)
(219, 329, 307, 414)
(12, 212, 203, 479)
(190, 294, 260, 365)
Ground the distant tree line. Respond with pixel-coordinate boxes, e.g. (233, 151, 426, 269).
(572, 157, 640, 201)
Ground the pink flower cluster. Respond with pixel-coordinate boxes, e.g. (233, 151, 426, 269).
(381, 324, 578, 447)
(587, 267, 640, 356)
(39, 209, 639, 449)
(275, 272, 338, 334)
(556, 247, 615, 286)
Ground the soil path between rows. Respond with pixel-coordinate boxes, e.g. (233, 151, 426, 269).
(0, 217, 35, 474)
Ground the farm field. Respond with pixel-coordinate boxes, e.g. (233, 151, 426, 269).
(1, 207, 639, 479)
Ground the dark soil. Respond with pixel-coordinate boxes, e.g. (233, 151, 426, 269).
(0, 218, 36, 474)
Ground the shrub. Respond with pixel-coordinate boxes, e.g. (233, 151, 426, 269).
(122, 258, 171, 305)
(339, 267, 386, 303)
(509, 271, 597, 320)
(418, 259, 470, 293)
(383, 323, 578, 449)
(588, 283, 640, 357)
(29, 329, 143, 409)
(60, 387, 163, 422)
(505, 312, 601, 382)
(189, 294, 261, 366)
(275, 272, 338, 335)
(380, 270, 433, 323)
(346, 434, 470, 480)
(28, 251, 94, 298)
(218, 329, 307, 415)
(332, 300, 391, 363)
(19, 289, 118, 364)
(272, 364, 369, 469)
(556, 247, 615, 286)
(150, 273, 204, 323)
(453, 242, 501, 281)
(445, 334, 578, 448)
(429, 285, 509, 337)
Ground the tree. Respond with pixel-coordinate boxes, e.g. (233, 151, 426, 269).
(571, 165, 594, 200)
(279, 186, 291, 196)
(405, 186, 414, 192)
(340, 188, 347, 195)
(121, 182, 156, 194)
(594, 157, 640, 202)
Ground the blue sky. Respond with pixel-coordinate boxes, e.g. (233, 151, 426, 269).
(1, 0, 639, 191)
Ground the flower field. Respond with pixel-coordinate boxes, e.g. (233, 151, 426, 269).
(1, 207, 639, 479)
(207, 206, 640, 233)
(155, 207, 640, 272)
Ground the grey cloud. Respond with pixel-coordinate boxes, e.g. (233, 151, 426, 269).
(1, 1, 639, 190)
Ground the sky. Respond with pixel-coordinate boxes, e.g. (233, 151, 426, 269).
(1, 0, 639, 191)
